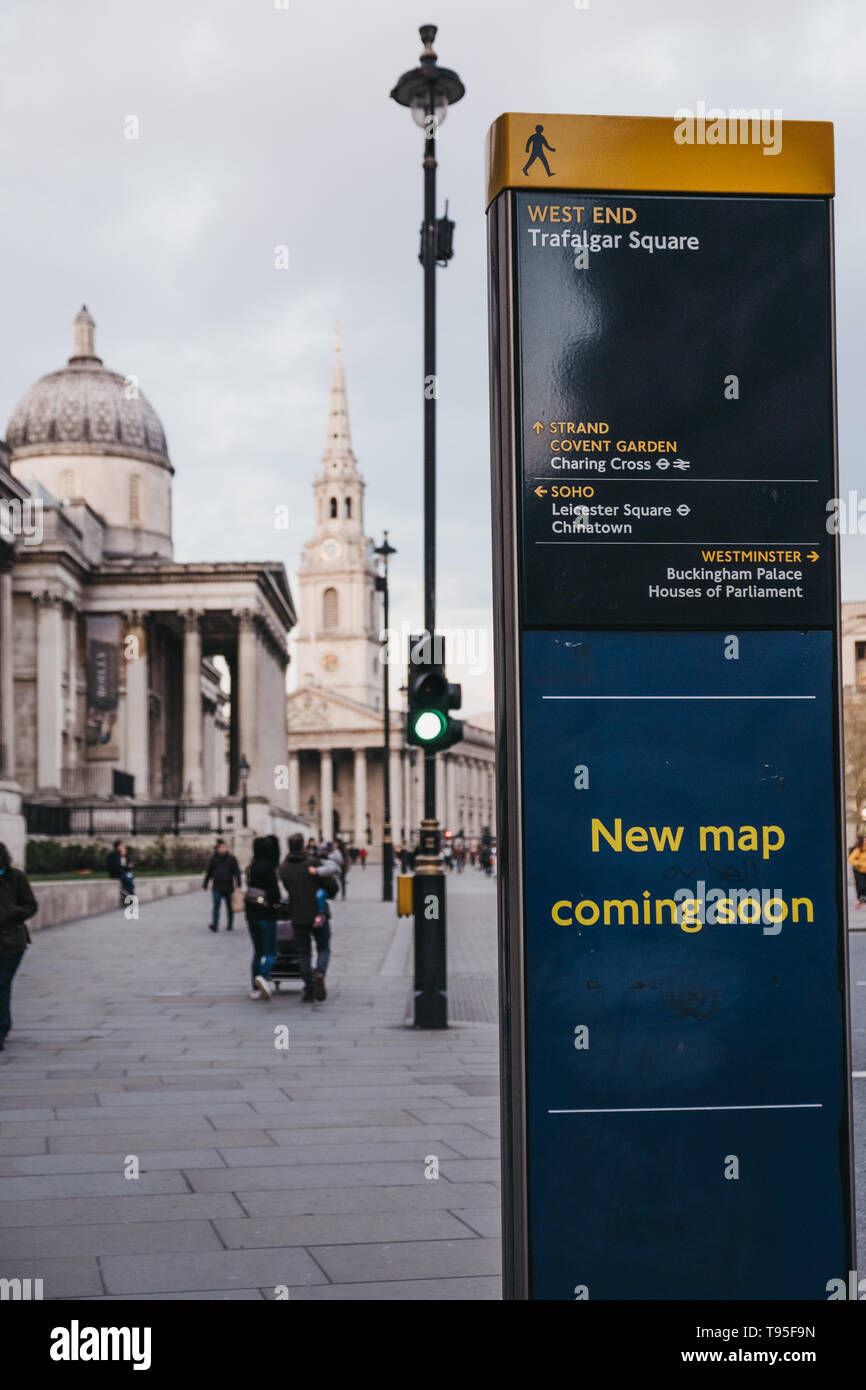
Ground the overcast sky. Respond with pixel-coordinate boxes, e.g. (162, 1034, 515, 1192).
(1, 0, 864, 713)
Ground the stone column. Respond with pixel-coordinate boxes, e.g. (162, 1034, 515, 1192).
(445, 753, 457, 834)
(124, 615, 149, 797)
(236, 608, 258, 798)
(0, 557, 15, 780)
(469, 756, 478, 828)
(288, 752, 300, 813)
(202, 701, 216, 797)
(35, 589, 64, 790)
(353, 746, 367, 847)
(65, 601, 77, 767)
(320, 748, 333, 842)
(390, 748, 403, 843)
(403, 748, 412, 842)
(436, 755, 447, 829)
(0, 556, 23, 865)
(182, 609, 204, 799)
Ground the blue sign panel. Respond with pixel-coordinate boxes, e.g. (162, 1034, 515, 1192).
(487, 114, 852, 1302)
(520, 629, 850, 1299)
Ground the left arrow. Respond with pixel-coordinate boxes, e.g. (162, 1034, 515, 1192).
(534, 486, 548, 498)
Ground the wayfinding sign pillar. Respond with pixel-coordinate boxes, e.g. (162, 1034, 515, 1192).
(486, 113, 854, 1300)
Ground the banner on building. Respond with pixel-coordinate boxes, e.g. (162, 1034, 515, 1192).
(85, 614, 120, 759)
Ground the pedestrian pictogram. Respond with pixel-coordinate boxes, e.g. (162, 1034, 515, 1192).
(522, 124, 556, 177)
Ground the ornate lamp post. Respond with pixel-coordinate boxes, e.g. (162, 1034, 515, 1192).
(391, 25, 465, 1028)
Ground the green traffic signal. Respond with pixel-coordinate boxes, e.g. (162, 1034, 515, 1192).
(406, 633, 464, 752)
(413, 709, 448, 742)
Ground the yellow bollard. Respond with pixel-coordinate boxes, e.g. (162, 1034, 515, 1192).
(396, 874, 414, 918)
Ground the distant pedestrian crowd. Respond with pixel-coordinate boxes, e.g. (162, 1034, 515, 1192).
(203, 834, 349, 1003)
(0, 823, 498, 1059)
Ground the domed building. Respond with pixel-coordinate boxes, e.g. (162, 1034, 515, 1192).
(0, 307, 303, 856)
(7, 307, 173, 559)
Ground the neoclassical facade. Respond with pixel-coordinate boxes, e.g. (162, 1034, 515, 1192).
(287, 342, 495, 855)
(2, 307, 304, 849)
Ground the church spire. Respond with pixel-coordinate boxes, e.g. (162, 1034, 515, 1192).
(321, 332, 358, 476)
(69, 305, 101, 364)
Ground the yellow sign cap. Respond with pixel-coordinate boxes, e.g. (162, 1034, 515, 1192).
(486, 113, 834, 207)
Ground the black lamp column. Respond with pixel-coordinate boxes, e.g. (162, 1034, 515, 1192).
(391, 25, 464, 1028)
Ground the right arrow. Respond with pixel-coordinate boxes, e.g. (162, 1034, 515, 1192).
(807, 550, 819, 562)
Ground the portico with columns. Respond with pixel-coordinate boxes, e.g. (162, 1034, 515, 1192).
(287, 686, 495, 855)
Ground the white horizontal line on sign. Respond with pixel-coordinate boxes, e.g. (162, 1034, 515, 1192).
(549, 1103, 823, 1115)
(537, 478, 820, 483)
(542, 695, 816, 701)
(536, 541, 824, 545)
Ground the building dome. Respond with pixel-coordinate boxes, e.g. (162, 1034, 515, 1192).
(6, 306, 170, 469)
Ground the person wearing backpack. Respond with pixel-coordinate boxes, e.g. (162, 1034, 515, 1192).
(243, 837, 284, 1000)
(279, 833, 338, 1002)
(0, 842, 38, 1052)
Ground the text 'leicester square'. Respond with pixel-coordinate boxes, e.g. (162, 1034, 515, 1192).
(486, 112, 854, 1300)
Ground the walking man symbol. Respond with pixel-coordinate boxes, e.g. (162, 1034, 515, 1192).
(523, 124, 556, 177)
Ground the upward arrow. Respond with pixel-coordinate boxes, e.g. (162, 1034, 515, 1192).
(533, 421, 544, 434)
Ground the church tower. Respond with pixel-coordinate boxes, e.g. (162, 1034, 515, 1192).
(294, 338, 381, 709)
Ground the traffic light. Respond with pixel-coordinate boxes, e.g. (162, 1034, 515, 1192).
(406, 633, 464, 751)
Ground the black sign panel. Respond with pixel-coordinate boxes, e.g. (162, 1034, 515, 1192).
(514, 193, 836, 628)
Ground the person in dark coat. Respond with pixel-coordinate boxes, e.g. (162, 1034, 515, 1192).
(0, 843, 38, 1051)
(280, 833, 336, 1002)
(244, 837, 283, 1000)
(106, 840, 134, 900)
(203, 839, 241, 932)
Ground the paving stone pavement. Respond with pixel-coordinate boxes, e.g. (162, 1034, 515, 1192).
(0, 866, 502, 1301)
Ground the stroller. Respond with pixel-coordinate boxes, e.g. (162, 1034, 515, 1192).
(270, 917, 302, 991)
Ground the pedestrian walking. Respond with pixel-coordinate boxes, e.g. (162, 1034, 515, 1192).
(359, 846, 367, 870)
(203, 839, 241, 932)
(280, 833, 339, 1002)
(106, 840, 135, 903)
(244, 837, 284, 1000)
(0, 842, 38, 1052)
(849, 836, 866, 908)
